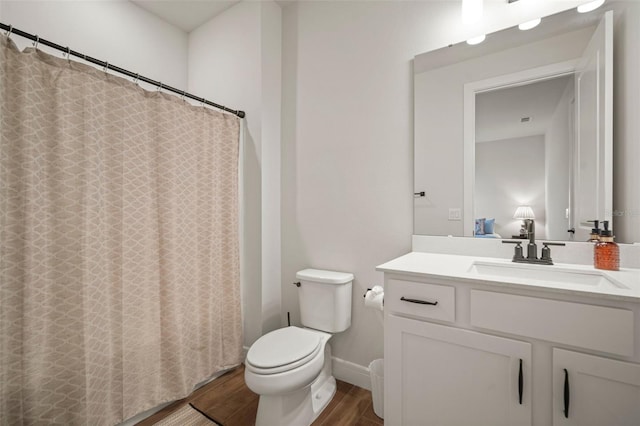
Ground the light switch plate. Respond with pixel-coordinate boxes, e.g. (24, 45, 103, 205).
(448, 208, 462, 221)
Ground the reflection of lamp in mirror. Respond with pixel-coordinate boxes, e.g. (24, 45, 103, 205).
(513, 205, 535, 237)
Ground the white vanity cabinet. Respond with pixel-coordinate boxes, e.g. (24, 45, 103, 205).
(552, 348, 640, 426)
(384, 278, 532, 426)
(386, 314, 532, 426)
(381, 266, 640, 426)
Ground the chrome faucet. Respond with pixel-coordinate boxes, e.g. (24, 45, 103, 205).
(503, 219, 565, 265)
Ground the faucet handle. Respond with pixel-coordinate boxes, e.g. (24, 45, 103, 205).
(502, 240, 524, 261)
(541, 242, 566, 263)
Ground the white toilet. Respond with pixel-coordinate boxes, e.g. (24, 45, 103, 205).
(244, 268, 353, 426)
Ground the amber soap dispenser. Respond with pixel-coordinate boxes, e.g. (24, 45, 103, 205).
(594, 221, 619, 271)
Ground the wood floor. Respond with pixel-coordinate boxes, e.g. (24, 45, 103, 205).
(136, 364, 383, 426)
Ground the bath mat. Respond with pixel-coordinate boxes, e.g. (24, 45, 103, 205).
(153, 403, 221, 426)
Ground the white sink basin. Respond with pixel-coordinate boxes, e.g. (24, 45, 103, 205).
(468, 261, 628, 290)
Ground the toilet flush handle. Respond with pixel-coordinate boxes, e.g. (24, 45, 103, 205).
(293, 282, 301, 287)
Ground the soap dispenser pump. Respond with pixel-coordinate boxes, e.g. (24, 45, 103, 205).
(594, 221, 619, 271)
(586, 220, 600, 242)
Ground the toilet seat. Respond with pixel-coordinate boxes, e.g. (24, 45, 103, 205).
(246, 327, 323, 375)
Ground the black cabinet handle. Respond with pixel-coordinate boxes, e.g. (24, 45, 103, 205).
(518, 359, 523, 404)
(564, 368, 570, 418)
(400, 296, 438, 306)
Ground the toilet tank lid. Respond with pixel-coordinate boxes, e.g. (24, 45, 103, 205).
(296, 269, 354, 284)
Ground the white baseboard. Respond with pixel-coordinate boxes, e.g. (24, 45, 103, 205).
(332, 356, 372, 391)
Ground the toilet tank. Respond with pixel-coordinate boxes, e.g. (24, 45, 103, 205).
(296, 269, 353, 333)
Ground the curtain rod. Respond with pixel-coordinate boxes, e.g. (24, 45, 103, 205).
(0, 22, 246, 119)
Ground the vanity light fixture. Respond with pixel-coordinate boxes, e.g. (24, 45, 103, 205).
(462, 0, 483, 24)
(577, 0, 605, 13)
(518, 18, 541, 31)
(467, 34, 486, 45)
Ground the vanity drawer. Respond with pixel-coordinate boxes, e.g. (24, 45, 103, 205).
(470, 290, 634, 356)
(386, 279, 455, 323)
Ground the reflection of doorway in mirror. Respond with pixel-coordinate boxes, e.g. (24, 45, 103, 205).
(474, 75, 575, 241)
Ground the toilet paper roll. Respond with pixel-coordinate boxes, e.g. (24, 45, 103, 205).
(364, 286, 384, 311)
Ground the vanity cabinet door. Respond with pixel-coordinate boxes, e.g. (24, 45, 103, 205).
(385, 314, 532, 426)
(553, 348, 640, 426)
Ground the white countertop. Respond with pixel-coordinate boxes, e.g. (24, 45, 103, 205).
(376, 252, 640, 302)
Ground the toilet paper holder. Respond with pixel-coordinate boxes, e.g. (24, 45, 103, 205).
(363, 286, 385, 309)
(362, 288, 382, 298)
(364, 287, 385, 297)
(363, 287, 383, 297)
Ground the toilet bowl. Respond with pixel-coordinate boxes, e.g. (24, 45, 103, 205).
(245, 327, 329, 394)
(245, 327, 336, 426)
(244, 268, 353, 426)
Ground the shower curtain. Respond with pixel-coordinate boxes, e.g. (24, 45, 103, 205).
(0, 36, 243, 425)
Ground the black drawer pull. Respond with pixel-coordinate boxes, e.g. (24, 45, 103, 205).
(564, 368, 570, 418)
(400, 296, 438, 306)
(518, 359, 523, 404)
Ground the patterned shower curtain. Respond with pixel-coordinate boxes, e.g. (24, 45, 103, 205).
(0, 36, 243, 425)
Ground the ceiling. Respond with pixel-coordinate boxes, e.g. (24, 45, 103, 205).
(131, 0, 240, 32)
(475, 75, 574, 144)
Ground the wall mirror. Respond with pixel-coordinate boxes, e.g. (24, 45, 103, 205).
(414, 1, 637, 243)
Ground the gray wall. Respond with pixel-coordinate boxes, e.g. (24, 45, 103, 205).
(280, 0, 586, 370)
(476, 136, 546, 239)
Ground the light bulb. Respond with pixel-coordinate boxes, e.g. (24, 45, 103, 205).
(518, 18, 541, 31)
(577, 0, 605, 13)
(467, 34, 486, 45)
(462, 0, 483, 24)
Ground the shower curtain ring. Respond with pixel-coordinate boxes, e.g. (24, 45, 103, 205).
(133, 73, 139, 85)
(181, 90, 186, 101)
(158, 82, 163, 92)
(5, 25, 13, 39)
(33, 35, 39, 50)
(104, 62, 109, 73)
